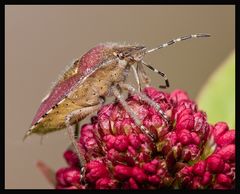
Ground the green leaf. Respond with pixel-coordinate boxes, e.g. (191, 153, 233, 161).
(196, 51, 235, 129)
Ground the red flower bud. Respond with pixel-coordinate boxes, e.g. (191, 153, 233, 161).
(215, 174, 232, 187)
(170, 89, 189, 104)
(85, 160, 109, 183)
(213, 184, 230, 190)
(148, 175, 161, 185)
(129, 177, 139, 189)
(212, 122, 229, 142)
(64, 150, 79, 167)
(56, 167, 80, 186)
(177, 129, 192, 145)
(191, 132, 201, 145)
(216, 144, 235, 162)
(192, 177, 202, 189)
(98, 104, 114, 134)
(182, 144, 200, 161)
(103, 134, 116, 149)
(114, 135, 129, 152)
(201, 171, 212, 186)
(144, 87, 168, 103)
(80, 124, 98, 151)
(107, 148, 125, 164)
(207, 154, 225, 174)
(127, 145, 137, 157)
(193, 160, 206, 176)
(114, 165, 132, 180)
(143, 114, 163, 131)
(176, 110, 194, 131)
(132, 166, 148, 183)
(129, 134, 141, 149)
(56, 168, 67, 186)
(120, 118, 136, 134)
(143, 159, 158, 174)
(216, 130, 235, 147)
(96, 177, 117, 189)
(177, 166, 193, 188)
(193, 112, 209, 143)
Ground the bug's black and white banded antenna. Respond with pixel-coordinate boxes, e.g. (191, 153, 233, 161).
(143, 33, 210, 89)
(146, 33, 211, 54)
(141, 61, 169, 89)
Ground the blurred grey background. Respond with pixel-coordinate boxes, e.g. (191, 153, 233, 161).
(5, 5, 234, 188)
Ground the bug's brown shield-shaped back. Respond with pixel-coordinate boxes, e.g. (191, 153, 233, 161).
(30, 44, 111, 127)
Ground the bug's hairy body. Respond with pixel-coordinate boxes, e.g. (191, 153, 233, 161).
(25, 33, 210, 172)
(29, 52, 129, 135)
(26, 33, 210, 141)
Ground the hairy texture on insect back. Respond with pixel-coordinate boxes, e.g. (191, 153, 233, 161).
(30, 43, 146, 128)
(77, 45, 106, 75)
(31, 74, 82, 126)
(31, 45, 112, 126)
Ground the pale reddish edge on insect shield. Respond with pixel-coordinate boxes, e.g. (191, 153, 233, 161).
(31, 45, 107, 126)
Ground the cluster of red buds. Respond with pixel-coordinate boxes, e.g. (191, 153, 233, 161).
(54, 87, 235, 189)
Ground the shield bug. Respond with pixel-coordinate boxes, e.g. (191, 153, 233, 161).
(24, 33, 210, 166)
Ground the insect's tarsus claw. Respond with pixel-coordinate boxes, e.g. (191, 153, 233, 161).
(165, 116, 171, 126)
(140, 125, 157, 142)
(80, 166, 86, 184)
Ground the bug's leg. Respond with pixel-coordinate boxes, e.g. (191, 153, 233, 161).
(111, 85, 156, 141)
(136, 61, 151, 91)
(65, 102, 103, 184)
(65, 110, 86, 167)
(141, 61, 170, 89)
(119, 83, 170, 124)
(131, 65, 141, 92)
(74, 122, 79, 139)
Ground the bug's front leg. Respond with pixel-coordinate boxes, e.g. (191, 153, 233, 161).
(65, 102, 103, 184)
(141, 61, 170, 89)
(111, 85, 156, 141)
(136, 61, 151, 91)
(131, 65, 141, 92)
(119, 83, 171, 124)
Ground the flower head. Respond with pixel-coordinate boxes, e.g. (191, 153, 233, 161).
(53, 87, 235, 189)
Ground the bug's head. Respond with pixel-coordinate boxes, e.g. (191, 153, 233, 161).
(113, 45, 147, 64)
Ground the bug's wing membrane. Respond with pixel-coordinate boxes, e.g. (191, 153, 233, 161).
(31, 74, 81, 126)
(59, 59, 80, 83)
(30, 44, 110, 127)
